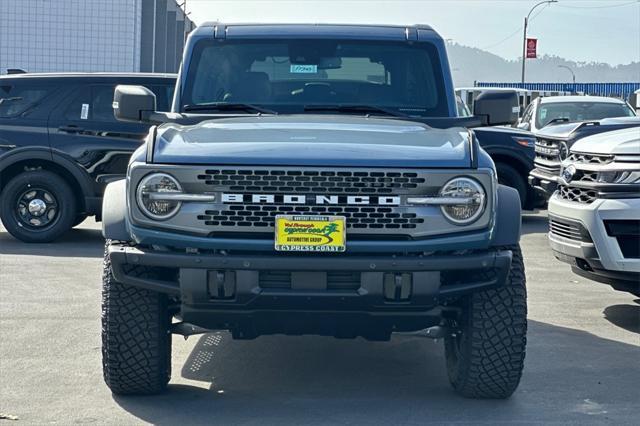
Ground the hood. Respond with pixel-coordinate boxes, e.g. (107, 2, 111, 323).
(536, 117, 640, 140)
(152, 115, 472, 168)
(570, 127, 640, 155)
(536, 121, 589, 139)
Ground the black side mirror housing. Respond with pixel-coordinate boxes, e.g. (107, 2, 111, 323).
(113, 85, 157, 123)
(474, 90, 520, 126)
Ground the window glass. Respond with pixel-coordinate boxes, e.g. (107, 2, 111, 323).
(536, 102, 635, 128)
(149, 84, 174, 111)
(0, 83, 51, 117)
(92, 85, 117, 122)
(63, 87, 91, 121)
(182, 39, 448, 116)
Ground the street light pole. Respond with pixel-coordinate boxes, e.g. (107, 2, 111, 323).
(521, 0, 558, 84)
(557, 65, 576, 85)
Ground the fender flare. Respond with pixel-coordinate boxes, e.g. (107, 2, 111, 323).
(102, 179, 131, 241)
(491, 184, 522, 247)
(0, 147, 96, 199)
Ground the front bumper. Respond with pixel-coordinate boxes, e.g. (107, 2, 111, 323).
(108, 243, 512, 339)
(528, 168, 559, 200)
(548, 194, 640, 295)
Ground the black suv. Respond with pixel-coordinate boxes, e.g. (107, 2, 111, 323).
(0, 73, 176, 242)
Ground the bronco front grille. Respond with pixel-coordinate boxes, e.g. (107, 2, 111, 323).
(197, 205, 424, 230)
(196, 169, 426, 194)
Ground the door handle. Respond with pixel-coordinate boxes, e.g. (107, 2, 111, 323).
(58, 125, 84, 133)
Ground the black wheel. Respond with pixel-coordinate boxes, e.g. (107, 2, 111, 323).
(0, 170, 76, 243)
(444, 245, 527, 399)
(496, 163, 527, 209)
(72, 214, 88, 228)
(102, 241, 172, 395)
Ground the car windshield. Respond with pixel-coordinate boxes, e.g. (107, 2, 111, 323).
(181, 39, 448, 117)
(535, 101, 635, 129)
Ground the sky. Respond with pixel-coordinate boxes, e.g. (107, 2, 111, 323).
(184, 0, 640, 66)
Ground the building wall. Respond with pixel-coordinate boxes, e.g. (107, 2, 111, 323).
(0, 0, 191, 74)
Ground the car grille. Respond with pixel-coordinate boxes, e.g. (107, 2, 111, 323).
(567, 152, 614, 165)
(558, 184, 597, 204)
(197, 169, 426, 194)
(193, 167, 434, 233)
(197, 205, 424, 230)
(549, 216, 591, 242)
(575, 171, 598, 183)
(259, 271, 361, 290)
(535, 139, 560, 161)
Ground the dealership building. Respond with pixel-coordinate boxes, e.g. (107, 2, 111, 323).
(0, 0, 194, 74)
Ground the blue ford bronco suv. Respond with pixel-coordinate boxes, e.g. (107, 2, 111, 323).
(101, 23, 527, 399)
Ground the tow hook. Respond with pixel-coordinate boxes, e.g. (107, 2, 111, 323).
(395, 322, 459, 339)
(170, 322, 209, 339)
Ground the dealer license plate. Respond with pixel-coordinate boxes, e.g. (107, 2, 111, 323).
(274, 215, 346, 252)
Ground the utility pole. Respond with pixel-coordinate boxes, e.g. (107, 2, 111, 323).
(521, 0, 558, 84)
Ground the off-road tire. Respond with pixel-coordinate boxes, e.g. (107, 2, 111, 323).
(444, 244, 527, 399)
(496, 163, 527, 209)
(0, 170, 76, 243)
(101, 241, 172, 395)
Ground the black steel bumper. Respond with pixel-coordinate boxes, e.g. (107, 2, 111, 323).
(108, 244, 512, 339)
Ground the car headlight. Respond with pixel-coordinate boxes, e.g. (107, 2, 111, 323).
(136, 173, 182, 220)
(597, 171, 640, 184)
(439, 177, 486, 225)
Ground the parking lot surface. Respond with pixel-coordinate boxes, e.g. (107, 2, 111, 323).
(0, 212, 638, 425)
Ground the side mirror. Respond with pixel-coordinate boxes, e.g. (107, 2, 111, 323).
(113, 85, 156, 123)
(474, 90, 520, 126)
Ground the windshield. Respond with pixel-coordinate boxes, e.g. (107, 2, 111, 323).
(535, 101, 635, 129)
(181, 39, 448, 117)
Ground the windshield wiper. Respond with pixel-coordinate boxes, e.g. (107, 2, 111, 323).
(0, 96, 23, 105)
(545, 117, 571, 126)
(183, 102, 277, 115)
(304, 104, 409, 118)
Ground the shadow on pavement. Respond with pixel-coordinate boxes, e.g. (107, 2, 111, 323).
(521, 213, 548, 236)
(113, 319, 640, 425)
(604, 301, 640, 334)
(0, 228, 104, 258)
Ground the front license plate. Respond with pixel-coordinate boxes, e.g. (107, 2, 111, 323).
(274, 215, 346, 252)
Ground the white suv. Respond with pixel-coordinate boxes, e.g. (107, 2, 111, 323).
(547, 126, 640, 296)
(516, 95, 636, 133)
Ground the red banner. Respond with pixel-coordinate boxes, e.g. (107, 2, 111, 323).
(526, 38, 537, 59)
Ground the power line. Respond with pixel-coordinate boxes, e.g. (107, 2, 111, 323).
(481, 3, 550, 50)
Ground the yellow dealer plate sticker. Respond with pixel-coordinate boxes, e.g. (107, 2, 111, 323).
(275, 215, 346, 252)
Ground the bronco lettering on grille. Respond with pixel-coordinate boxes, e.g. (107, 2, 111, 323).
(221, 194, 401, 206)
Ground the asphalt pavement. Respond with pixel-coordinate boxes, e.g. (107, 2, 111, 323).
(0, 212, 638, 425)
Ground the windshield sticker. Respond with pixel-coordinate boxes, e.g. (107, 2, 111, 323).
(290, 64, 318, 74)
(80, 103, 89, 120)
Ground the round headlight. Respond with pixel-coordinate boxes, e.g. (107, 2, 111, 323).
(136, 173, 182, 220)
(439, 177, 486, 225)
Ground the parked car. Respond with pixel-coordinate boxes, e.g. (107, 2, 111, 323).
(529, 116, 640, 200)
(515, 95, 636, 133)
(0, 72, 176, 242)
(457, 94, 537, 208)
(547, 126, 640, 296)
(101, 23, 527, 399)
(474, 126, 536, 208)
